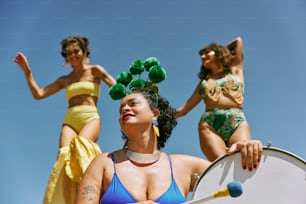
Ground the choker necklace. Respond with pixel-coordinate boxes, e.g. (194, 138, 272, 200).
(126, 149, 161, 164)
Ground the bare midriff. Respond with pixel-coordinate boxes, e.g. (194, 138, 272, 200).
(68, 95, 98, 108)
(205, 95, 243, 111)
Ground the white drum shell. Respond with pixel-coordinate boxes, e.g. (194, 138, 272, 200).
(191, 147, 306, 204)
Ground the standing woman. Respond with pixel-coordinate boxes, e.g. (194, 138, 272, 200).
(14, 36, 116, 204)
(176, 37, 260, 170)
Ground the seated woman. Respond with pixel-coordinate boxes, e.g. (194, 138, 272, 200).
(76, 86, 262, 204)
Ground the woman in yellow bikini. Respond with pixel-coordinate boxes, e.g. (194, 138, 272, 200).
(176, 37, 261, 171)
(14, 36, 116, 204)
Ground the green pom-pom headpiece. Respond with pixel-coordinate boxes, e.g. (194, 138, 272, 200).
(116, 71, 133, 86)
(129, 60, 145, 75)
(129, 78, 146, 89)
(109, 57, 167, 100)
(144, 57, 160, 71)
(148, 65, 166, 83)
(109, 83, 126, 100)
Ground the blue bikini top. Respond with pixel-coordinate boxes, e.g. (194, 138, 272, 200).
(100, 153, 185, 204)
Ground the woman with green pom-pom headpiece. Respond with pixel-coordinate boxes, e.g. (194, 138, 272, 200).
(76, 85, 262, 204)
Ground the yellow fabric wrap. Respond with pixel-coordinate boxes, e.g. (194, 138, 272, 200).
(43, 136, 102, 204)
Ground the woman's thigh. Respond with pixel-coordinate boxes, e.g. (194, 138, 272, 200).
(198, 121, 227, 161)
(78, 118, 101, 142)
(60, 118, 100, 147)
(227, 121, 252, 147)
(60, 125, 78, 147)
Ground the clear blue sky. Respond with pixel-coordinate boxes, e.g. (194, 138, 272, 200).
(1, 0, 306, 203)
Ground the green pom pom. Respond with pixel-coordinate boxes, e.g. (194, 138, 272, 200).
(109, 57, 167, 100)
(129, 78, 146, 90)
(129, 60, 145, 75)
(109, 83, 126, 100)
(116, 72, 132, 86)
(146, 82, 159, 93)
(143, 57, 160, 71)
(148, 65, 166, 83)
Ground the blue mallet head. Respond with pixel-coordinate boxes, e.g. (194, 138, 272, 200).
(227, 181, 243, 197)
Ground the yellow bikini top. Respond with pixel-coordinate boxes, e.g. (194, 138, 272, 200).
(66, 81, 100, 100)
(201, 74, 244, 104)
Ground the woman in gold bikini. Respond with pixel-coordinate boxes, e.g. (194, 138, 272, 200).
(14, 36, 116, 204)
(176, 37, 261, 171)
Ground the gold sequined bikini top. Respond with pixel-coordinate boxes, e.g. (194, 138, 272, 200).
(200, 73, 244, 104)
(66, 81, 100, 100)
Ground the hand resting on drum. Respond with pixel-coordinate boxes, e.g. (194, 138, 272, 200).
(228, 140, 263, 171)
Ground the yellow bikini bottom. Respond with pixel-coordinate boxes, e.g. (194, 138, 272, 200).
(63, 105, 100, 133)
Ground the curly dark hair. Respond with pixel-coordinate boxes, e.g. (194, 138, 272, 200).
(198, 43, 233, 80)
(121, 87, 177, 149)
(60, 36, 91, 59)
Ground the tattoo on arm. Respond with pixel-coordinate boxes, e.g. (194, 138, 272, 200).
(82, 185, 95, 193)
(81, 185, 97, 201)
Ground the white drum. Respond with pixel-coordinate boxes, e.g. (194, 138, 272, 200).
(190, 147, 306, 204)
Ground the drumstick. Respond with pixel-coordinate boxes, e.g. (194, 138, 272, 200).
(185, 181, 243, 204)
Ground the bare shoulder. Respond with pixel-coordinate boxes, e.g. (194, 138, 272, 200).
(170, 153, 208, 162)
(170, 154, 211, 170)
(88, 64, 114, 82)
(92, 152, 112, 164)
(89, 64, 107, 72)
(83, 152, 114, 179)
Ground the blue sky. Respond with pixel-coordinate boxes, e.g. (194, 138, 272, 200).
(1, 0, 306, 203)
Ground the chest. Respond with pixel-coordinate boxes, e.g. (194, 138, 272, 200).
(201, 74, 244, 104)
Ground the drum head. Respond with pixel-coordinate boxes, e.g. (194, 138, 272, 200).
(191, 147, 306, 204)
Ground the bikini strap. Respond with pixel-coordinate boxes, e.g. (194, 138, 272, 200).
(166, 154, 174, 179)
(110, 153, 117, 173)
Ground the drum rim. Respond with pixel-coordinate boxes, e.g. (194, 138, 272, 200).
(193, 146, 306, 191)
